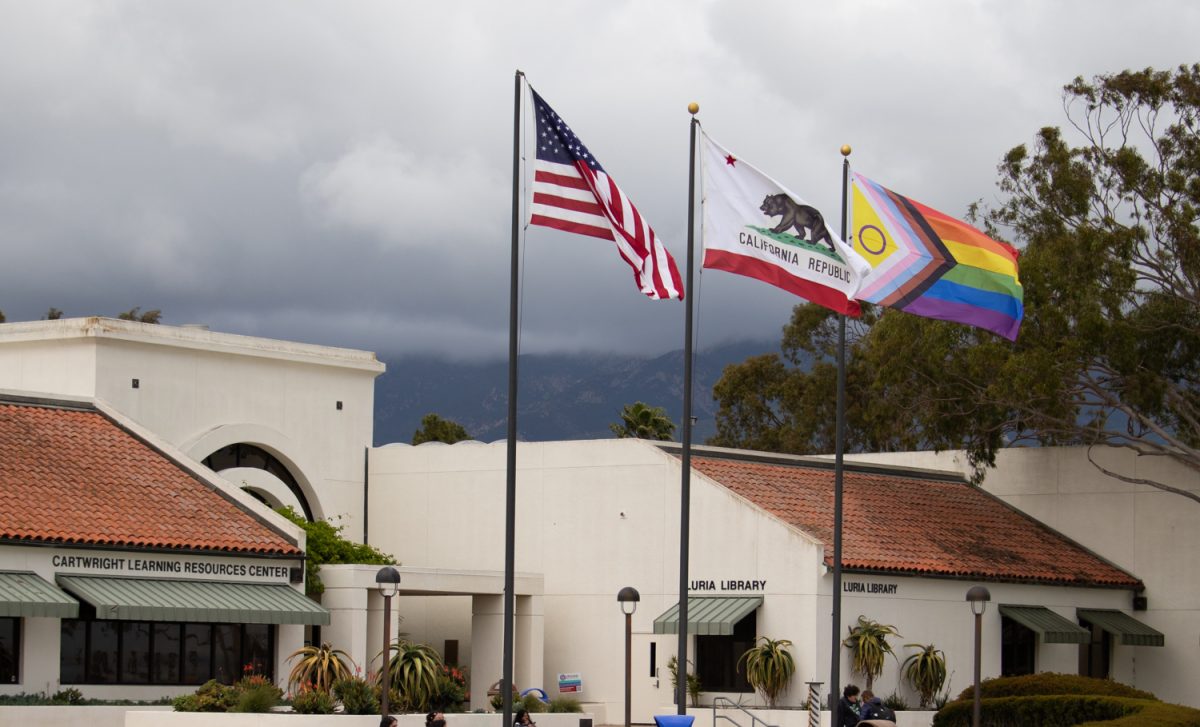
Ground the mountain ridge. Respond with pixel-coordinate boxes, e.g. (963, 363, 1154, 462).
(372, 340, 778, 446)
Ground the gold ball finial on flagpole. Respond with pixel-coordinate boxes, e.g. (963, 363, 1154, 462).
(840, 144, 852, 157)
(688, 102, 700, 115)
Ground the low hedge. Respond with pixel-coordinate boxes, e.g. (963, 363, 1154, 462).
(953, 673, 1155, 701)
(933, 695, 1200, 727)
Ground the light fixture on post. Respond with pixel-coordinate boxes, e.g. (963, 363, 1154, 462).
(618, 587, 641, 727)
(966, 585, 991, 727)
(376, 566, 401, 720)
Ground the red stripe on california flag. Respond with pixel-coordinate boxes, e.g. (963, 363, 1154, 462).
(529, 214, 615, 240)
(703, 249, 861, 316)
(533, 170, 590, 190)
(532, 193, 606, 216)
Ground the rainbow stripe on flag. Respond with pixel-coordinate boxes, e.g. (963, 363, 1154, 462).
(850, 172, 1023, 340)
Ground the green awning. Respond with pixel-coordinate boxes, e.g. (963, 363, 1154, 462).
(0, 572, 79, 618)
(57, 575, 329, 625)
(1078, 608, 1164, 647)
(653, 596, 762, 636)
(999, 605, 1089, 644)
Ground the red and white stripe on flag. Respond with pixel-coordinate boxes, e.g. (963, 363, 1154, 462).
(526, 87, 683, 301)
(531, 158, 683, 300)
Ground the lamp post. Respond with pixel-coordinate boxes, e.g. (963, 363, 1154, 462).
(377, 566, 401, 720)
(618, 587, 640, 727)
(966, 585, 991, 727)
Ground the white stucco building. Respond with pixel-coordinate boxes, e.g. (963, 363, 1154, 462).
(0, 318, 1195, 718)
(365, 439, 1168, 719)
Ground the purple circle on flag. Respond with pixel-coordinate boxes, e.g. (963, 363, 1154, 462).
(859, 224, 887, 255)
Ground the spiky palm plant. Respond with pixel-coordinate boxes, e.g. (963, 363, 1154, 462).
(738, 637, 796, 707)
(842, 616, 900, 690)
(286, 642, 355, 694)
(901, 642, 947, 708)
(378, 639, 444, 712)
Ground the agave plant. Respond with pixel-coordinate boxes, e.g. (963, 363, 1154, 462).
(378, 639, 444, 711)
(286, 642, 355, 694)
(738, 637, 796, 707)
(842, 615, 900, 690)
(901, 642, 947, 708)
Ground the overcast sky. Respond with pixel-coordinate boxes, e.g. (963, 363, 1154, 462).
(1, 1, 1196, 360)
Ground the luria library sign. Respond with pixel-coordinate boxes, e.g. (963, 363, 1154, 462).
(689, 579, 766, 591)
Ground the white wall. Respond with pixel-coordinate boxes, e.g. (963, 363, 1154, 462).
(0, 318, 383, 536)
(827, 576, 1131, 705)
(0, 337, 98, 396)
(368, 439, 829, 720)
(368, 440, 1161, 718)
(844, 446, 1199, 707)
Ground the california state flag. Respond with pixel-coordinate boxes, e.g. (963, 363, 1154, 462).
(701, 132, 869, 315)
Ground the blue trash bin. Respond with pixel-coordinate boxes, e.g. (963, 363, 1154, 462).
(653, 716, 695, 727)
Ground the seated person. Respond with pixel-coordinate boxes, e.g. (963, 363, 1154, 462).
(857, 690, 897, 723)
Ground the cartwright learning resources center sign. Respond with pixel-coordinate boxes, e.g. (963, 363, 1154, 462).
(50, 552, 293, 582)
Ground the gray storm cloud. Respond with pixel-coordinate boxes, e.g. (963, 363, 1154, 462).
(0, 0, 1195, 357)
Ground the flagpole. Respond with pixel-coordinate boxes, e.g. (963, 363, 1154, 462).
(829, 143, 851, 724)
(676, 102, 700, 715)
(503, 68, 525, 727)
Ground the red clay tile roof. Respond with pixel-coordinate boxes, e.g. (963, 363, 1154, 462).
(688, 453, 1140, 589)
(0, 399, 300, 557)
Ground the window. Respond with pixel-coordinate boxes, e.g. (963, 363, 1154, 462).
(1078, 619, 1111, 678)
(120, 622, 151, 683)
(59, 617, 274, 685)
(1001, 615, 1035, 676)
(152, 623, 180, 683)
(89, 621, 119, 684)
(212, 624, 242, 684)
(695, 610, 755, 693)
(182, 624, 212, 685)
(202, 443, 312, 520)
(0, 618, 18, 683)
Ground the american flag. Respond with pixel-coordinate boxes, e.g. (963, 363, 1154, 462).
(528, 89, 683, 300)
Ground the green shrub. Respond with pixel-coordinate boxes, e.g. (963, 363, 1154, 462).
(490, 684, 520, 711)
(935, 695, 1200, 727)
(51, 688, 85, 705)
(933, 694, 1133, 726)
(521, 692, 548, 713)
(173, 680, 237, 712)
(430, 664, 468, 711)
(334, 674, 380, 715)
(277, 506, 397, 597)
(0, 691, 170, 707)
(1079, 701, 1200, 726)
(667, 655, 703, 707)
(0, 692, 51, 706)
(954, 673, 1157, 702)
(232, 674, 284, 713)
(291, 684, 337, 714)
(884, 691, 909, 711)
(549, 697, 583, 713)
